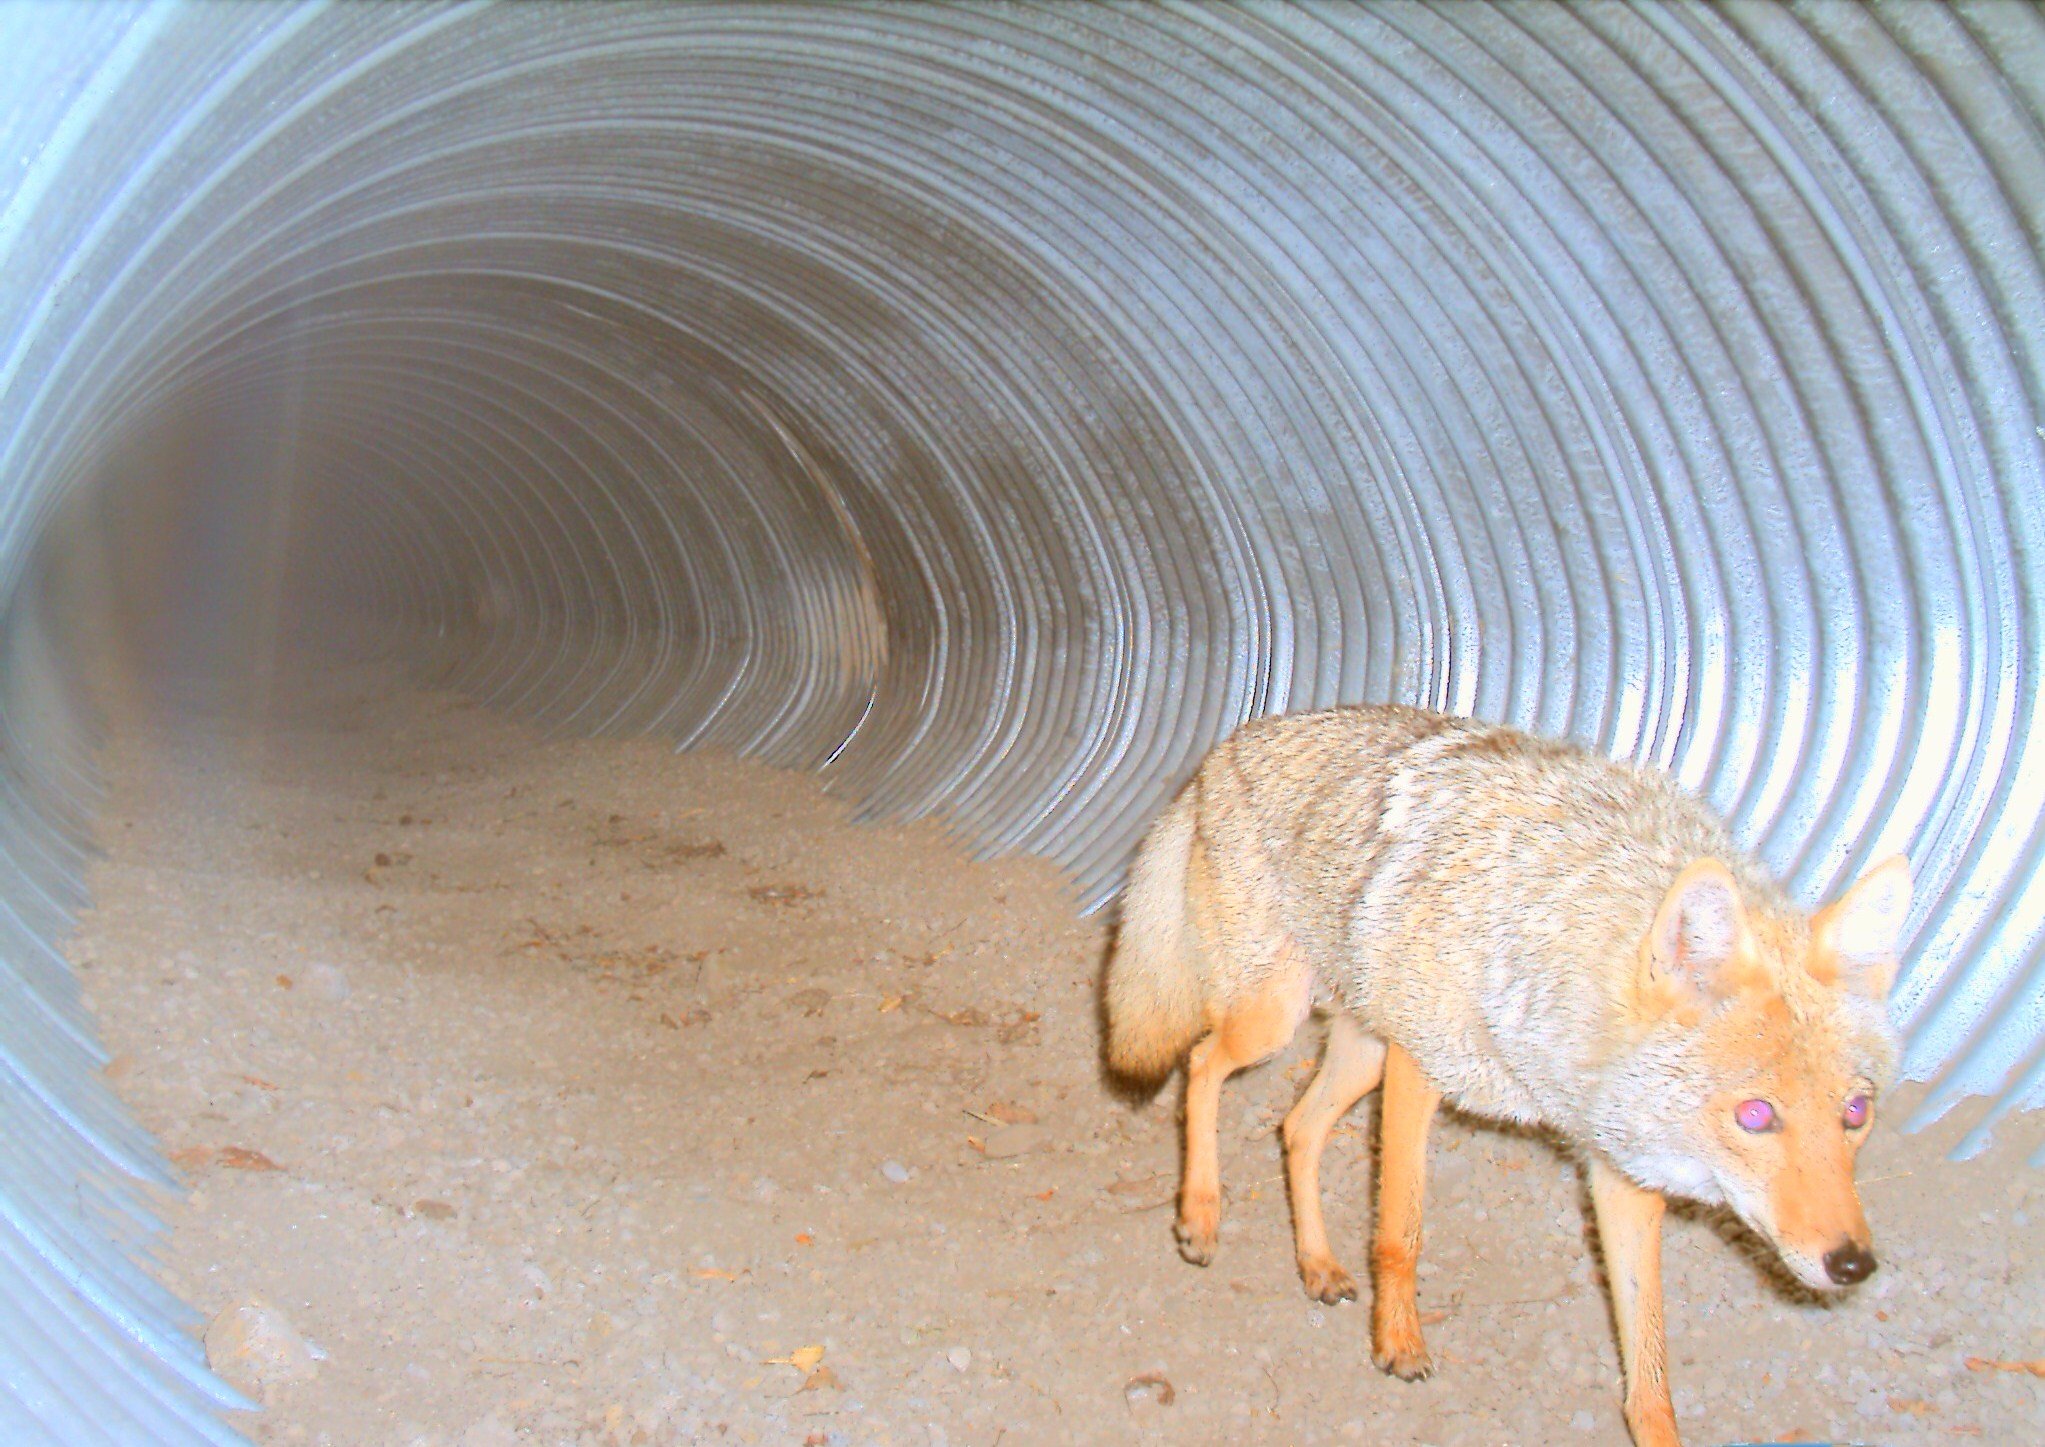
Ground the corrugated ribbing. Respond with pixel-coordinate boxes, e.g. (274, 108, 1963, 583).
(0, 3, 2038, 1438)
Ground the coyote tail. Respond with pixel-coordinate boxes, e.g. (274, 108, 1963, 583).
(1105, 790, 1204, 1082)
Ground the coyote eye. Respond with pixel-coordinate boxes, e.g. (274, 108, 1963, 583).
(1734, 1098, 1776, 1133)
(1842, 1094, 1870, 1129)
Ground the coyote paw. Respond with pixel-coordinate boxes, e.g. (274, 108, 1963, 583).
(1371, 1340, 1434, 1382)
(1174, 1198, 1219, 1266)
(1372, 1305, 1433, 1381)
(1297, 1254, 1357, 1304)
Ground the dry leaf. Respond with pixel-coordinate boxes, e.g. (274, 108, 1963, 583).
(986, 1101, 1036, 1125)
(766, 1345, 825, 1373)
(878, 994, 903, 1013)
(239, 1075, 279, 1091)
(786, 988, 831, 1017)
(1963, 1357, 2045, 1376)
(1033, 1188, 1056, 1202)
(1419, 1309, 1450, 1326)
(1107, 1177, 1162, 1197)
(966, 1136, 986, 1153)
(103, 1054, 136, 1082)
(275, 974, 293, 989)
(169, 1146, 214, 1171)
(794, 1233, 812, 1246)
(1888, 1398, 1934, 1417)
(997, 1010, 1042, 1044)
(412, 1199, 457, 1221)
(693, 1268, 740, 1281)
(800, 1364, 841, 1392)
(216, 1146, 281, 1171)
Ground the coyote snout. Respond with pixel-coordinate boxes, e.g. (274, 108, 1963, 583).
(1714, 1081, 1882, 1292)
(1103, 705, 1913, 1447)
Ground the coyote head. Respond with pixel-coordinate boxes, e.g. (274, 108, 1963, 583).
(1595, 855, 1910, 1292)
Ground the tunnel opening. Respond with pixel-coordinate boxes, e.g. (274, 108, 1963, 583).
(2, 4, 2042, 1443)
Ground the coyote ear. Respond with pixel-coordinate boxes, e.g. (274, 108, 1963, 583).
(1811, 854, 1911, 1001)
(1643, 858, 1748, 1002)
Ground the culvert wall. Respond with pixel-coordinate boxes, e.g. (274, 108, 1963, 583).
(1, 2, 2041, 1440)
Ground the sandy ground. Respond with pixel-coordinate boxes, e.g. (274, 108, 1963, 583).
(71, 667, 2042, 1446)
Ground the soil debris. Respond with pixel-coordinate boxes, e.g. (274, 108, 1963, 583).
(73, 666, 2045, 1446)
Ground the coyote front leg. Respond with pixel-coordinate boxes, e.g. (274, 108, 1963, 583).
(1371, 1042, 1440, 1379)
(1589, 1157, 1682, 1447)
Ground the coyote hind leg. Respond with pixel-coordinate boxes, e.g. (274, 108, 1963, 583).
(1282, 1013, 1387, 1302)
(1176, 975, 1308, 1266)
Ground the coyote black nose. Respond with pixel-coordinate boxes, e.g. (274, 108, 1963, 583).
(1824, 1242, 1876, 1284)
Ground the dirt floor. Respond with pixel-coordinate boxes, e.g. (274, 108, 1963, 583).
(71, 666, 2043, 1446)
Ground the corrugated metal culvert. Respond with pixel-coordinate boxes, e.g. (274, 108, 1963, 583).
(1, 2, 2039, 1440)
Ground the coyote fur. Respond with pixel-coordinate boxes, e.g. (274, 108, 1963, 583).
(1104, 705, 1908, 1447)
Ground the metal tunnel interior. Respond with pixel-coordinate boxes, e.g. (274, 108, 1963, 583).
(2, 3, 2041, 1439)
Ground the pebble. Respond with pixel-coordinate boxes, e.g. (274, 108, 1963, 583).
(205, 1297, 321, 1396)
(880, 1160, 914, 1183)
(946, 1347, 971, 1373)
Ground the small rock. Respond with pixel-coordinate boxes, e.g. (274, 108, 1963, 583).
(1570, 1410, 1596, 1433)
(1124, 1370, 1176, 1412)
(205, 1298, 320, 1396)
(980, 1124, 1048, 1160)
(880, 1160, 914, 1184)
(947, 1347, 971, 1373)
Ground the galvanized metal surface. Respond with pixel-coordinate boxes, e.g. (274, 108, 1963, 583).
(1, 2, 2040, 1438)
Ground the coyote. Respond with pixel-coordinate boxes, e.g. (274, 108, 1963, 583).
(1104, 705, 1908, 1447)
